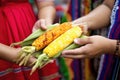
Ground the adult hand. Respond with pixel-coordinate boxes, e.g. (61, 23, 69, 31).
(62, 35, 116, 59)
(72, 22, 89, 35)
(32, 19, 52, 32)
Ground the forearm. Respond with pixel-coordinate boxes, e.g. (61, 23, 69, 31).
(73, 0, 114, 30)
(0, 43, 20, 62)
(37, 1, 56, 25)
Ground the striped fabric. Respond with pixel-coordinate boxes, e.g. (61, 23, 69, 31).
(97, 0, 120, 80)
(0, 67, 31, 77)
(66, 0, 98, 80)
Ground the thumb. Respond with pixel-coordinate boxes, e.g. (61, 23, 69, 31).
(40, 19, 47, 30)
(74, 37, 91, 45)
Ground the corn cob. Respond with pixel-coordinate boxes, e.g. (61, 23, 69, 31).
(43, 26, 82, 57)
(54, 35, 87, 58)
(34, 35, 87, 58)
(15, 23, 59, 65)
(16, 22, 72, 66)
(32, 22, 72, 51)
(31, 25, 83, 75)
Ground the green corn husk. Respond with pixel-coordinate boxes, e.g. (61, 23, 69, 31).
(14, 23, 59, 67)
(30, 14, 87, 73)
(30, 35, 87, 75)
(10, 23, 59, 47)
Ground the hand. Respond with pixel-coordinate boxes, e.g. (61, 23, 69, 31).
(62, 35, 116, 59)
(10, 48, 37, 67)
(32, 19, 52, 32)
(0, 43, 37, 67)
(73, 22, 89, 35)
(12, 48, 37, 67)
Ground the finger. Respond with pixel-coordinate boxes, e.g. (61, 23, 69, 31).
(61, 54, 86, 59)
(32, 25, 37, 32)
(79, 22, 88, 35)
(40, 19, 47, 30)
(72, 22, 88, 34)
(74, 37, 91, 45)
(32, 21, 39, 32)
(82, 24, 88, 35)
(62, 46, 87, 55)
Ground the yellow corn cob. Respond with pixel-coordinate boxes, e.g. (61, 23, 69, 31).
(31, 25, 83, 75)
(43, 26, 82, 57)
(16, 22, 72, 67)
(32, 22, 72, 51)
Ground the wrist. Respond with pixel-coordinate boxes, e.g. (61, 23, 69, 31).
(11, 48, 21, 63)
(114, 40, 120, 56)
(108, 39, 117, 55)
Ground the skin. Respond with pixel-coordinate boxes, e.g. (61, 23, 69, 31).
(62, 0, 119, 59)
(0, 43, 36, 67)
(0, 1, 56, 67)
(0, 43, 21, 63)
(62, 36, 116, 58)
(72, 0, 114, 30)
(32, 1, 56, 31)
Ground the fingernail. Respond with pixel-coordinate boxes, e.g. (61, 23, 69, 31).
(32, 28, 36, 32)
(74, 38, 79, 43)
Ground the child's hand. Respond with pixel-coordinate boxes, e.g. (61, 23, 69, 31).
(0, 44, 36, 67)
